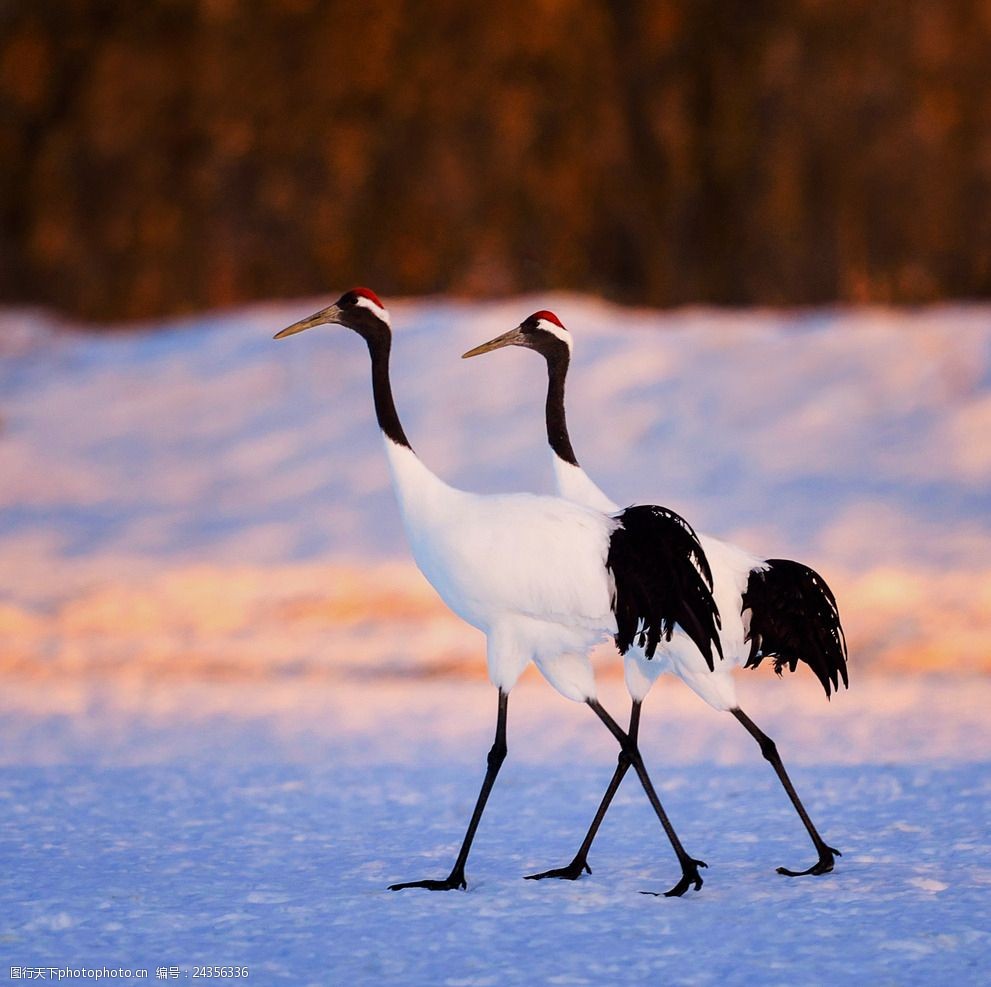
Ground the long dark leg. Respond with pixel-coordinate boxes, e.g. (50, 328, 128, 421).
(389, 690, 509, 891)
(732, 707, 840, 876)
(588, 699, 706, 897)
(526, 701, 642, 881)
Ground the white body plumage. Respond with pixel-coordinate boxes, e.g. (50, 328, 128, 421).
(385, 440, 618, 701)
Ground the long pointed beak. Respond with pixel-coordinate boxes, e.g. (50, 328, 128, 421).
(461, 327, 526, 359)
(274, 304, 343, 340)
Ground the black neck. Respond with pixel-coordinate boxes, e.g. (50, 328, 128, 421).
(545, 348, 579, 466)
(367, 333, 413, 450)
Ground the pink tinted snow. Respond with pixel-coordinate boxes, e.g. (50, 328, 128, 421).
(0, 297, 989, 754)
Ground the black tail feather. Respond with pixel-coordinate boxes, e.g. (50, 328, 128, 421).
(742, 559, 849, 697)
(607, 505, 723, 670)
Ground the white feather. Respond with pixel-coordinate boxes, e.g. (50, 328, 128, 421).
(383, 439, 618, 697)
(353, 293, 391, 326)
(552, 457, 617, 514)
(538, 318, 573, 350)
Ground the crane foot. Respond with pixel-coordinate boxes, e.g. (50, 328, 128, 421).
(777, 845, 840, 877)
(389, 869, 467, 892)
(524, 858, 591, 881)
(640, 857, 707, 897)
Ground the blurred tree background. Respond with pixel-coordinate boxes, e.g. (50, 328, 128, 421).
(1, 0, 990, 321)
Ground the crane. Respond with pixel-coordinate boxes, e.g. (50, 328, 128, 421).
(463, 310, 848, 883)
(274, 289, 723, 895)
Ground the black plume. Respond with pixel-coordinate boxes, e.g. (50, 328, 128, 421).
(608, 505, 723, 670)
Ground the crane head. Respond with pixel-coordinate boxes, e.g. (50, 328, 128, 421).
(462, 311, 572, 361)
(274, 287, 390, 341)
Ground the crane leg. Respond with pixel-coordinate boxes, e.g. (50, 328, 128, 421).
(587, 699, 706, 897)
(731, 707, 840, 876)
(525, 700, 641, 882)
(389, 690, 509, 892)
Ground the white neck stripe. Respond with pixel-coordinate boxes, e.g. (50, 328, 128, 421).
(539, 319, 572, 349)
(355, 294, 391, 326)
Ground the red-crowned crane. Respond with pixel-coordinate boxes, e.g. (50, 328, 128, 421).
(463, 311, 848, 883)
(274, 289, 723, 896)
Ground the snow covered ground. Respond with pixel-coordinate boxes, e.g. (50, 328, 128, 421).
(1, 296, 990, 983)
(1, 675, 989, 985)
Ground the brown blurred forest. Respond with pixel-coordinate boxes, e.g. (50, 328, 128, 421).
(2, 0, 990, 321)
